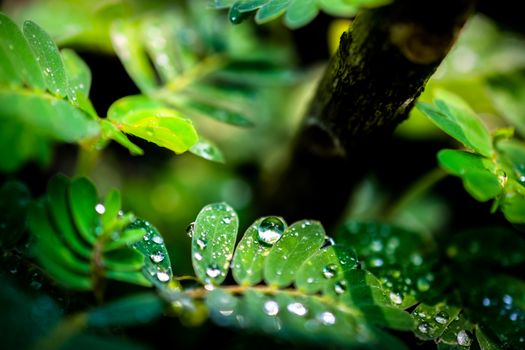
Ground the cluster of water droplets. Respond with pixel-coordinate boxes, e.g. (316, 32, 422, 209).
(137, 220, 171, 284)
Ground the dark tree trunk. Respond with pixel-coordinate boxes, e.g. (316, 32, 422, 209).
(259, 0, 475, 228)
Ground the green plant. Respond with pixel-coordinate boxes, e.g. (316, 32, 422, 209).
(1, 0, 524, 349)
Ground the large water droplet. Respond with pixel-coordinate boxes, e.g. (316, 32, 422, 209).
(457, 330, 472, 346)
(152, 235, 163, 244)
(156, 271, 170, 282)
(206, 264, 221, 278)
(264, 300, 279, 316)
(95, 203, 105, 214)
(334, 280, 347, 294)
(434, 311, 449, 324)
(186, 222, 195, 237)
(389, 292, 403, 305)
(418, 322, 430, 334)
(257, 217, 285, 246)
(318, 311, 336, 325)
(150, 252, 165, 263)
(287, 302, 307, 316)
(322, 264, 338, 279)
(503, 294, 513, 305)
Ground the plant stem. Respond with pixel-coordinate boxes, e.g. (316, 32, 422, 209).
(75, 146, 101, 177)
(386, 167, 448, 219)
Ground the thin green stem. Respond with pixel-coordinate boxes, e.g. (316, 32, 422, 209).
(386, 167, 448, 219)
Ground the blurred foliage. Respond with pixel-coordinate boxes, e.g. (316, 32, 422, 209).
(1, 0, 525, 349)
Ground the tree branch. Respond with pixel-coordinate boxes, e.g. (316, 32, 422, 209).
(260, 0, 475, 227)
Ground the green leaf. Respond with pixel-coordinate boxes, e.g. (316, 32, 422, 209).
(437, 149, 494, 176)
(23, 20, 68, 97)
(295, 244, 358, 294)
(255, 0, 289, 23)
(69, 177, 99, 243)
(61, 48, 91, 101)
(264, 220, 326, 288)
(318, 0, 357, 16)
(284, 0, 318, 29)
(111, 20, 157, 93)
(108, 100, 198, 154)
(104, 248, 145, 271)
(190, 139, 225, 163)
(232, 217, 287, 286)
(192, 203, 239, 285)
(48, 175, 94, 255)
(105, 270, 151, 287)
(103, 229, 146, 252)
(476, 327, 503, 350)
(87, 293, 164, 328)
(99, 120, 143, 156)
(0, 181, 31, 248)
(438, 312, 475, 347)
(496, 139, 525, 183)
(463, 169, 503, 202)
(130, 219, 175, 289)
(417, 90, 493, 157)
(0, 12, 45, 89)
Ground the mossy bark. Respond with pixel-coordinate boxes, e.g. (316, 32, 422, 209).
(260, 0, 475, 227)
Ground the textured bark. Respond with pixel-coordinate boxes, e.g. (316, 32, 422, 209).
(260, 0, 475, 227)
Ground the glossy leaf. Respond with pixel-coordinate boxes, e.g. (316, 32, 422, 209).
(192, 203, 239, 285)
(232, 217, 287, 286)
(264, 220, 326, 288)
(61, 48, 91, 101)
(0, 181, 31, 248)
(130, 219, 175, 289)
(0, 12, 45, 89)
(69, 177, 99, 243)
(417, 90, 493, 157)
(284, 0, 318, 29)
(412, 302, 462, 340)
(295, 244, 358, 294)
(23, 20, 68, 97)
(476, 327, 503, 350)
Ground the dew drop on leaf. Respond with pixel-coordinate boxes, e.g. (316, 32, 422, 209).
(434, 311, 449, 324)
(287, 302, 308, 316)
(156, 271, 170, 282)
(150, 252, 165, 263)
(152, 235, 163, 244)
(322, 264, 338, 279)
(334, 280, 347, 294)
(264, 300, 279, 316)
(257, 217, 285, 246)
(194, 252, 203, 261)
(418, 321, 430, 334)
(95, 203, 105, 214)
(196, 238, 207, 250)
(457, 330, 472, 346)
(318, 311, 336, 325)
(206, 264, 221, 278)
(389, 292, 403, 305)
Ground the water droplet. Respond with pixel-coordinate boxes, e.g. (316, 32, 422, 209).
(410, 254, 423, 266)
(322, 236, 335, 247)
(418, 322, 430, 334)
(152, 235, 163, 244)
(150, 252, 165, 263)
(221, 217, 232, 224)
(370, 240, 383, 252)
(194, 252, 203, 261)
(95, 203, 105, 214)
(509, 312, 518, 321)
(257, 217, 285, 246)
(264, 300, 279, 316)
(334, 280, 347, 294)
(318, 311, 336, 325)
(156, 271, 170, 282)
(482, 297, 491, 307)
(186, 222, 195, 237)
(503, 294, 513, 305)
(457, 330, 472, 346)
(287, 302, 307, 316)
(417, 277, 430, 292)
(306, 277, 314, 284)
(196, 238, 207, 250)
(322, 264, 338, 279)
(206, 264, 221, 278)
(389, 292, 403, 305)
(434, 311, 449, 324)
